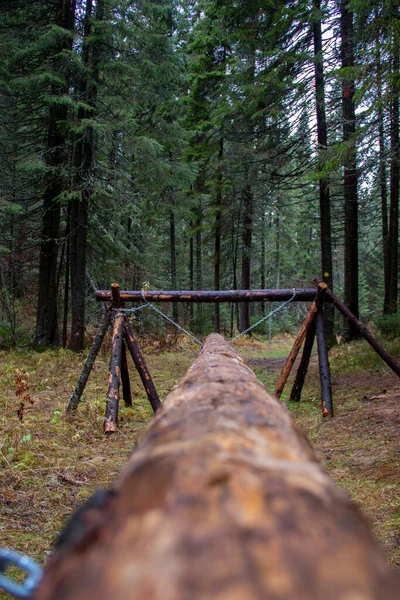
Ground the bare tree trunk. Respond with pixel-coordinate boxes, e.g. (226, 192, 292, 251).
(35, 0, 75, 346)
(340, 0, 359, 340)
(239, 185, 252, 333)
(313, 0, 334, 342)
(387, 19, 399, 314)
(170, 210, 178, 323)
(35, 335, 400, 600)
(195, 210, 202, 332)
(189, 220, 194, 322)
(214, 138, 223, 333)
(376, 31, 391, 313)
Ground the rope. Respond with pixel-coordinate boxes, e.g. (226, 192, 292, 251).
(140, 292, 203, 347)
(230, 289, 297, 344)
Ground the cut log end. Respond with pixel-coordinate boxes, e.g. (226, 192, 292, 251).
(103, 418, 118, 434)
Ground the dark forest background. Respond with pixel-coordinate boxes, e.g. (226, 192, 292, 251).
(0, 0, 398, 350)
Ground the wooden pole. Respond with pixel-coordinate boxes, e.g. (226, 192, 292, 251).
(111, 282, 121, 308)
(274, 283, 327, 398)
(120, 341, 132, 407)
(313, 277, 400, 377)
(34, 334, 400, 600)
(289, 321, 316, 402)
(103, 311, 124, 434)
(95, 288, 317, 303)
(124, 322, 161, 413)
(315, 309, 333, 417)
(66, 309, 112, 413)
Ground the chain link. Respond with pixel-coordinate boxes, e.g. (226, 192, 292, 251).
(0, 549, 42, 599)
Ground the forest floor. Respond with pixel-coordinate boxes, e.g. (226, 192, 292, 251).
(0, 331, 399, 598)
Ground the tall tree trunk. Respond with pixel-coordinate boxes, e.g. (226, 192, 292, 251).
(313, 0, 334, 342)
(35, 0, 75, 346)
(195, 210, 202, 332)
(274, 213, 280, 289)
(189, 220, 194, 322)
(340, 0, 359, 340)
(376, 38, 390, 313)
(239, 184, 252, 333)
(214, 138, 223, 333)
(69, 0, 102, 351)
(62, 204, 71, 348)
(170, 210, 178, 323)
(387, 16, 399, 314)
(260, 204, 266, 315)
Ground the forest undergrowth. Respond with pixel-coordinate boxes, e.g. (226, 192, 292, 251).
(0, 331, 399, 599)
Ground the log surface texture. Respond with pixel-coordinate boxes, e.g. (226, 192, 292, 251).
(95, 288, 316, 303)
(35, 334, 400, 600)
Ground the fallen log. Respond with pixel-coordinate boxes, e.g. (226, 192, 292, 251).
(34, 334, 400, 600)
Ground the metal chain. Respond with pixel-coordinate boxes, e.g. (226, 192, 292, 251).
(111, 305, 149, 314)
(0, 549, 42, 599)
(230, 289, 297, 344)
(140, 293, 203, 347)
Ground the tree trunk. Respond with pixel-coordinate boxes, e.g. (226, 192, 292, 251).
(35, 0, 75, 346)
(376, 33, 390, 314)
(170, 210, 178, 323)
(260, 205, 266, 315)
(312, 0, 334, 342)
(239, 185, 252, 333)
(340, 0, 359, 340)
(69, 0, 104, 351)
(214, 137, 223, 333)
(387, 21, 399, 314)
(35, 335, 400, 600)
(195, 211, 202, 332)
(189, 220, 194, 322)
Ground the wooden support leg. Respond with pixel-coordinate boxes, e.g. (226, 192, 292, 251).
(66, 309, 112, 414)
(315, 309, 333, 417)
(289, 321, 316, 402)
(274, 284, 326, 398)
(124, 322, 161, 413)
(104, 312, 125, 433)
(121, 341, 132, 407)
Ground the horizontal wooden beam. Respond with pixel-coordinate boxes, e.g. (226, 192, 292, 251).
(95, 288, 317, 303)
(34, 335, 400, 600)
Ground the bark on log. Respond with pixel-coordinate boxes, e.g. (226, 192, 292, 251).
(120, 341, 132, 407)
(103, 312, 124, 433)
(315, 310, 333, 416)
(274, 284, 326, 398)
(111, 282, 121, 308)
(66, 309, 112, 413)
(35, 334, 400, 600)
(124, 322, 161, 413)
(95, 288, 316, 303)
(313, 277, 400, 377)
(289, 321, 316, 402)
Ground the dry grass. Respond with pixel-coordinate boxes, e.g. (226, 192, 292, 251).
(0, 333, 399, 598)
